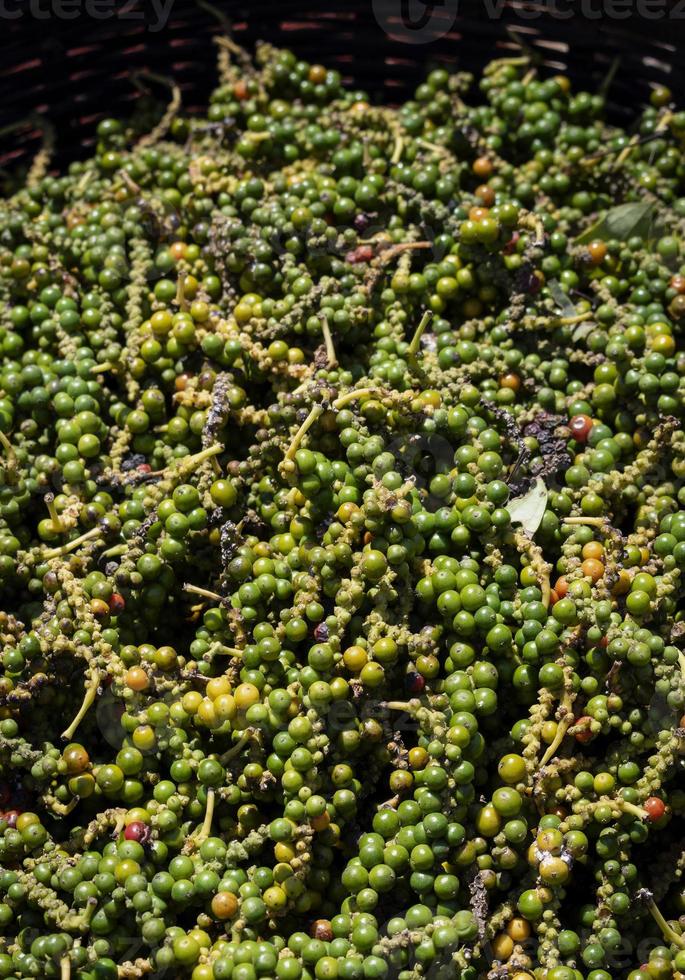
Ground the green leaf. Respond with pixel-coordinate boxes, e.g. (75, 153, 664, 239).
(572, 320, 595, 342)
(547, 279, 575, 315)
(506, 477, 548, 538)
(575, 202, 656, 245)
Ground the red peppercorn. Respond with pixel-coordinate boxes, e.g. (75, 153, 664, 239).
(643, 797, 666, 822)
(124, 821, 150, 843)
(405, 671, 425, 693)
(109, 593, 126, 614)
(569, 414, 593, 443)
(3, 810, 20, 828)
(573, 717, 594, 744)
(313, 623, 329, 642)
(345, 245, 374, 264)
(137, 463, 152, 473)
(503, 231, 520, 255)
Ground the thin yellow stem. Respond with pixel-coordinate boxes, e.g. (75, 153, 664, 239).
(119, 170, 141, 196)
(333, 388, 382, 410)
(559, 312, 591, 325)
(321, 316, 337, 368)
(283, 406, 323, 462)
(45, 494, 64, 533)
(215, 34, 249, 58)
(615, 112, 673, 168)
(0, 430, 16, 467)
(538, 691, 574, 768)
(563, 516, 606, 526)
(176, 269, 189, 312)
(484, 55, 530, 76)
(184, 583, 224, 604)
(44, 525, 103, 560)
(61, 956, 71, 980)
(646, 898, 685, 948)
(176, 443, 223, 473)
(617, 799, 649, 821)
(62, 671, 101, 741)
(384, 700, 420, 713)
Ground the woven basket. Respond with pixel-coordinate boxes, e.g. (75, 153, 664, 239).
(1, 0, 683, 170)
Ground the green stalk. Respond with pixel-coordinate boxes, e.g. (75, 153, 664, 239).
(407, 310, 432, 367)
(646, 896, 685, 948)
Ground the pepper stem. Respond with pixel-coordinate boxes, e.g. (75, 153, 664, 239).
(321, 316, 337, 368)
(332, 388, 381, 410)
(44, 525, 103, 560)
(187, 788, 215, 851)
(45, 493, 64, 533)
(60, 956, 71, 980)
(538, 689, 574, 768)
(184, 583, 226, 604)
(617, 799, 649, 821)
(220, 730, 253, 763)
(563, 516, 606, 526)
(383, 700, 420, 713)
(62, 671, 101, 741)
(176, 268, 189, 311)
(0, 430, 16, 468)
(175, 443, 223, 476)
(560, 312, 590, 325)
(283, 405, 323, 463)
(646, 896, 685, 949)
(408, 310, 432, 364)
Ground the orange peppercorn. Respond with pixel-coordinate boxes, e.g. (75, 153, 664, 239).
(581, 558, 604, 582)
(499, 373, 521, 393)
(473, 156, 494, 178)
(125, 667, 149, 692)
(211, 891, 238, 919)
(310, 811, 330, 832)
(587, 240, 607, 265)
(475, 184, 496, 207)
(90, 598, 110, 618)
(507, 917, 532, 941)
(612, 570, 631, 596)
(308, 65, 327, 84)
(310, 919, 333, 941)
(169, 241, 187, 261)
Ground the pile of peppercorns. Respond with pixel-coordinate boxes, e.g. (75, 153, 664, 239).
(0, 37, 684, 980)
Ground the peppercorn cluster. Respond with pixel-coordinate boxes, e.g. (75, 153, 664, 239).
(0, 36, 685, 980)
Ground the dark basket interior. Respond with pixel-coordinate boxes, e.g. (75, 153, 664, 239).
(1, 0, 684, 171)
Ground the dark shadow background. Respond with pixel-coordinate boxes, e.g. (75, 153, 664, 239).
(0, 0, 684, 170)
